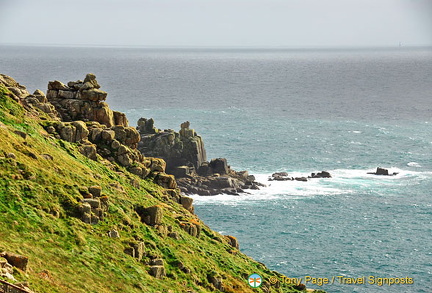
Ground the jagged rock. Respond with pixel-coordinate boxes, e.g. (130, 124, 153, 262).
(124, 247, 135, 258)
(137, 119, 206, 172)
(108, 229, 120, 238)
(168, 232, 180, 240)
(150, 259, 164, 266)
(154, 173, 176, 189)
(180, 196, 194, 213)
(133, 242, 145, 261)
(269, 172, 291, 181)
(73, 121, 89, 141)
(376, 167, 389, 175)
(101, 129, 115, 141)
(295, 177, 308, 182)
(82, 73, 101, 89)
(208, 274, 224, 291)
(180, 221, 201, 238)
(209, 177, 239, 189)
(47, 74, 127, 127)
(273, 172, 288, 177)
(111, 139, 121, 149)
(180, 121, 190, 129)
(225, 235, 239, 249)
(171, 166, 193, 178)
(3, 252, 28, 271)
(33, 89, 47, 103)
(367, 167, 399, 176)
(129, 166, 143, 176)
(117, 153, 132, 167)
(92, 102, 115, 127)
(0, 75, 59, 118)
(197, 162, 212, 177)
(148, 158, 166, 172)
(113, 111, 128, 127)
(149, 265, 165, 279)
(79, 144, 98, 161)
(58, 90, 75, 99)
(137, 117, 158, 134)
(79, 202, 92, 214)
(82, 198, 101, 209)
(55, 121, 89, 143)
(79, 88, 107, 102)
(136, 205, 163, 226)
(112, 126, 140, 148)
(310, 171, 332, 178)
(81, 212, 91, 224)
(88, 186, 102, 197)
(89, 127, 103, 142)
(209, 158, 229, 175)
(48, 80, 68, 91)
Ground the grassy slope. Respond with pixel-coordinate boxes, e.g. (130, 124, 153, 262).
(0, 85, 322, 293)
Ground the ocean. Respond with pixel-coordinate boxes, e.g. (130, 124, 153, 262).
(1, 45, 431, 292)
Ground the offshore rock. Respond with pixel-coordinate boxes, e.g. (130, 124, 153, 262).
(269, 172, 291, 181)
(309, 171, 332, 178)
(367, 167, 399, 176)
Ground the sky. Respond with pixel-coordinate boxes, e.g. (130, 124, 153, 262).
(0, 0, 431, 48)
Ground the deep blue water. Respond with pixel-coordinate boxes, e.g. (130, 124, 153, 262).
(1, 46, 431, 292)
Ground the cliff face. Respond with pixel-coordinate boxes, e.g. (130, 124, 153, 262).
(137, 119, 264, 196)
(137, 118, 207, 174)
(0, 74, 321, 293)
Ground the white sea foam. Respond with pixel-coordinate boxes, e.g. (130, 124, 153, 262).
(191, 168, 432, 205)
(407, 162, 422, 168)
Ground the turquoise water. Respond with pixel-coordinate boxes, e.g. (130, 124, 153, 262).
(1, 46, 431, 292)
(127, 107, 432, 293)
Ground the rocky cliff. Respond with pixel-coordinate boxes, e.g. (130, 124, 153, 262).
(137, 119, 264, 195)
(0, 74, 323, 293)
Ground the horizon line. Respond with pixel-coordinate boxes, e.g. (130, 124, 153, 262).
(1, 42, 432, 50)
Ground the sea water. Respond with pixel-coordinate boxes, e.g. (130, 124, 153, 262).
(1, 46, 431, 292)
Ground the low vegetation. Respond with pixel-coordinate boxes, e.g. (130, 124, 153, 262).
(0, 82, 324, 292)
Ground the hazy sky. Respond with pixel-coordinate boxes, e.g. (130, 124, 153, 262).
(0, 0, 431, 47)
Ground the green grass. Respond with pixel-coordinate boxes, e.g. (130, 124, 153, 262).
(0, 88, 325, 292)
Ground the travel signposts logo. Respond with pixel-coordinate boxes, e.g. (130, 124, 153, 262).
(248, 273, 263, 288)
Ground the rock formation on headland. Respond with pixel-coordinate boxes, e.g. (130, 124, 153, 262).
(137, 118, 264, 195)
(1, 73, 324, 293)
(45, 74, 177, 192)
(46, 73, 127, 127)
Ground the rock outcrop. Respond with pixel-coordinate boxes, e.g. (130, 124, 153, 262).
(1, 74, 182, 214)
(43, 75, 177, 183)
(0, 74, 59, 120)
(137, 120, 263, 195)
(46, 73, 127, 127)
(367, 167, 399, 176)
(137, 118, 206, 174)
